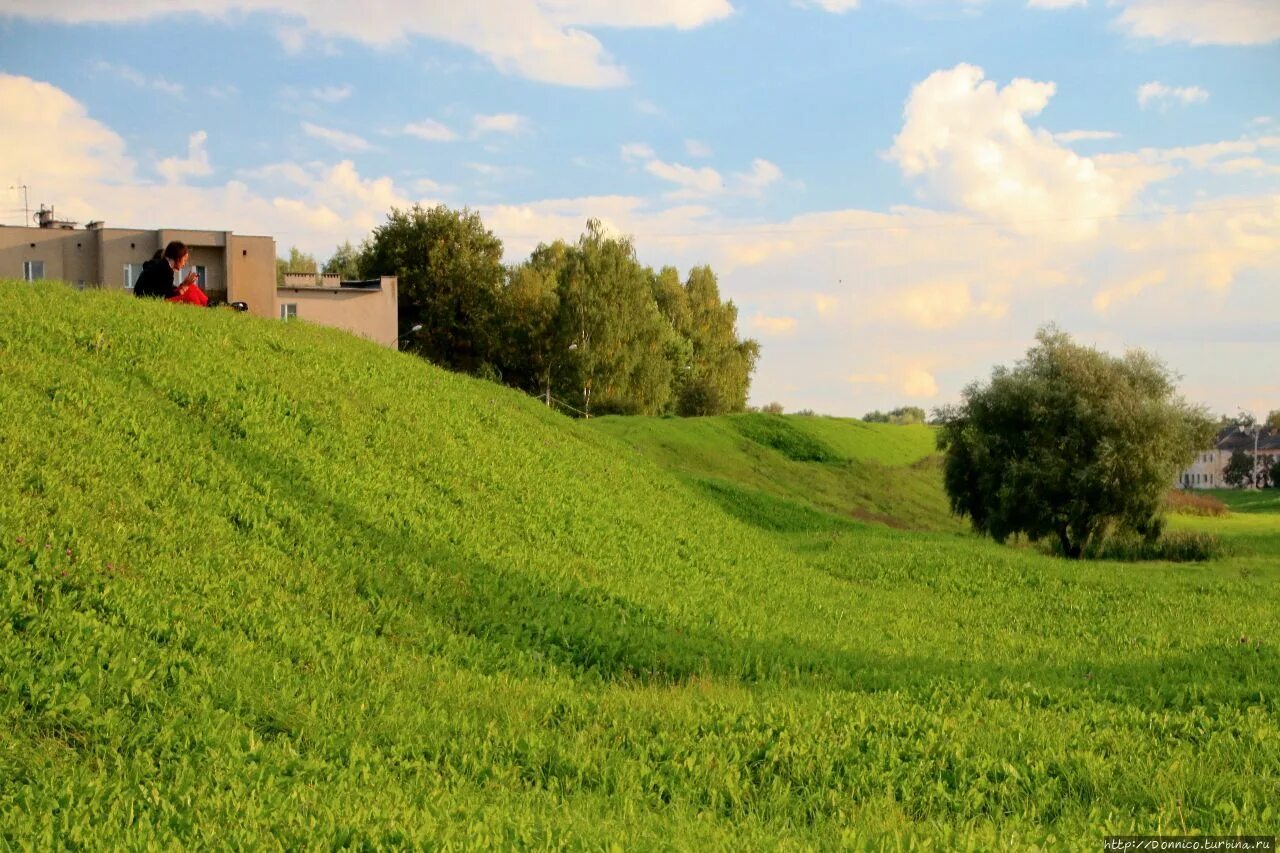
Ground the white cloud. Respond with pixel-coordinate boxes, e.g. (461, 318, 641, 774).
(157, 130, 213, 184)
(848, 373, 889, 385)
(889, 63, 1155, 241)
(884, 280, 1007, 329)
(642, 156, 782, 198)
(472, 113, 530, 135)
(1027, 0, 1086, 8)
(800, 0, 861, 12)
(91, 61, 183, 96)
(645, 159, 725, 198)
(1137, 81, 1210, 110)
(734, 158, 782, 196)
(750, 313, 798, 336)
(685, 139, 713, 158)
(311, 84, 353, 103)
(1114, 0, 1280, 46)
(814, 294, 838, 315)
(13, 1, 734, 88)
(901, 368, 939, 399)
(403, 119, 458, 142)
(620, 142, 655, 162)
(301, 122, 372, 153)
(1093, 270, 1166, 313)
(1054, 130, 1119, 143)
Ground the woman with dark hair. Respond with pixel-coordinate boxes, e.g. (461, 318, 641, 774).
(133, 241, 199, 300)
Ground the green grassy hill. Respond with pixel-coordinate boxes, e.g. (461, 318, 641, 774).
(2, 282, 1278, 847)
(587, 413, 960, 532)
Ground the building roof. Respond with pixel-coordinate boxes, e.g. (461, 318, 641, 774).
(1215, 427, 1280, 452)
(277, 279, 384, 293)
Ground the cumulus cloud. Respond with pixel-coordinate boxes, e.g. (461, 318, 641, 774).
(645, 160, 725, 198)
(884, 280, 1007, 329)
(799, 0, 862, 12)
(620, 142, 655, 162)
(889, 63, 1156, 240)
(734, 159, 783, 196)
(403, 119, 458, 142)
(901, 368, 940, 399)
(1054, 130, 1119, 143)
(472, 113, 530, 135)
(301, 122, 372, 153)
(157, 130, 213, 184)
(7, 1, 734, 88)
(1113, 0, 1280, 46)
(750, 313, 798, 336)
(1137, 81, 1209, 110)
(641, 155, 782, 199)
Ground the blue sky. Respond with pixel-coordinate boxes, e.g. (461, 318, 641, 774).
(1, 0, 1277, 417)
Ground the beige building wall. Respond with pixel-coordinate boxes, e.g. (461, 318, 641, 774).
(276, 276, 399, 347)
(227, 234, 276, 315)
(0, 225, 104, 286)
(99, 229, 163, 289)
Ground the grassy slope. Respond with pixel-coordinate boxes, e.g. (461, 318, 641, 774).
(2, 282, 1278, 847)
(588, 414, 961, 532)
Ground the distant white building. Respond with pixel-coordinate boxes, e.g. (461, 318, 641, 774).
(1178, 426, 1280, 489)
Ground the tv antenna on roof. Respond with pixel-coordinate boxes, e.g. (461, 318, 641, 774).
(9, 184, 29, 226)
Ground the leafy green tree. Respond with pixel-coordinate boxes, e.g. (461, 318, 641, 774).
(678, 266, 759, 416)
(1268, 457, 1280, 489)
(496, 242, 567, 404)
(360, 204, 504, 373)
(936, 327, 1215, 559)
(1266, 410, 1280, 431)
(323, 241, 362, 280)
(556, 220, 674, 417)
(650, 265, 694, 409)
(1222, 450, 1256, 488)
(276, 246, 317, 286)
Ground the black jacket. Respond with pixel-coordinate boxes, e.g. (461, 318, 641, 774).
(133, 257, 176, 298)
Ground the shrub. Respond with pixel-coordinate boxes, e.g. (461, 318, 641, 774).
(1043, 530, 1225, 562)
(1164, 490, 1228, 517)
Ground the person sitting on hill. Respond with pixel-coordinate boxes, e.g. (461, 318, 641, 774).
(133, 241, 199, 300)
(166, 276, 209, 307)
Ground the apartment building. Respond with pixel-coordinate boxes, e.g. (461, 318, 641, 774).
(2, 208, 398, 347)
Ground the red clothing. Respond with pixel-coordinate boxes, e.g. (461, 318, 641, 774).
(166, 283, 208, 307)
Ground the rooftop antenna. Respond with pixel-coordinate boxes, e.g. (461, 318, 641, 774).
(9, 184, 29, 226)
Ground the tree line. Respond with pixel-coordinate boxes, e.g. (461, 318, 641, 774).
(286, 205, 759, 418)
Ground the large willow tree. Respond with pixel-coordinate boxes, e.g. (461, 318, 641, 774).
(936, 327, 1214, 559)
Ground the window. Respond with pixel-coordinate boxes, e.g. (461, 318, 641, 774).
(279, 302, 298, 321)
(194, 265, 207, 287)
(23, 260, 44, 281)
(124, 263, 141, 289)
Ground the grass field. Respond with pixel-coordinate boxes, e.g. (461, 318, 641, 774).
(2, 281, 1277, 848)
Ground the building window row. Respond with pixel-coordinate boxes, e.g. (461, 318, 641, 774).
(23, 260, 44, 281)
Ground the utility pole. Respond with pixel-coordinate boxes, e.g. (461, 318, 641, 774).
(9, 184, 29, 225)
